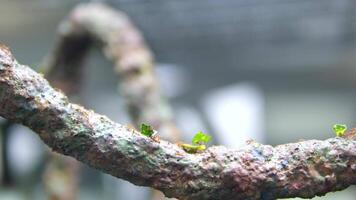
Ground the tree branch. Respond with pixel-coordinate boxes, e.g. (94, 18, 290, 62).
(43, 3, 180, 141)
(1, 44, 356, 200)
(42, 3, 181, 200)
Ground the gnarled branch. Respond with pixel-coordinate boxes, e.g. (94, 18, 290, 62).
(43, 3, 179, 141)
(1, 45, 356, 200)
(43, 4, 181, 199)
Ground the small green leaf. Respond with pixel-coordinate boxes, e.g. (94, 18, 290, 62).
(180, 143, 206, 154)
(333, 124, 347, 137)
(140, 123, 154, 137)
(192, 131, 211, 145)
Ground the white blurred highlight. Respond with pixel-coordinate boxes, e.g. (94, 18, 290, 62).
(8, 125, 44, 179)
(202, 83, 264, 148)
(155, 63, 190, 98)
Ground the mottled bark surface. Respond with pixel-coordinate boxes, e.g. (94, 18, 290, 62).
(43, 4, 181, 199)
(1, 45, 356, 200)
(43, 3, 179, 141)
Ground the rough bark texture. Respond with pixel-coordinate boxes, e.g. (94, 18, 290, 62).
(43, 3, 181, 199)
(41, 31, 86, 200)
(1, 44, 356, 200)
(43, 3, 180, 141)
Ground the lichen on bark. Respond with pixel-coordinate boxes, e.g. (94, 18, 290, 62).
(1, 44, 356, 200)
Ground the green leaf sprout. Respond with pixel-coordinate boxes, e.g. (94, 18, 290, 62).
(140, 123, 155, 137)
(333, 124, 347, 137)
(179, 131, 212, 154)
(192, 131, 212, 145)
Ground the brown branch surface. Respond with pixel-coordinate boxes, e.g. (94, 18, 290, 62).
(43, 3, 180, 141)
(1, 45, 356, 200)
(43, 3, 181, 199)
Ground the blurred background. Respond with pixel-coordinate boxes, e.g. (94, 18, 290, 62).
(1, 0, 356, 199)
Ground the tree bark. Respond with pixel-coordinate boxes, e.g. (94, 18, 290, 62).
(1, 44, 356, 200)
(43, 3, 180, 141)
(42, 3, 181, 199)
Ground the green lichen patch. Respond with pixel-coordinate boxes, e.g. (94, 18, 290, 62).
(179, 143, 206, 154)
